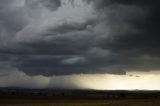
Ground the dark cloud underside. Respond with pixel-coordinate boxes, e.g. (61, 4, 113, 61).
(0, 0, 159, 76)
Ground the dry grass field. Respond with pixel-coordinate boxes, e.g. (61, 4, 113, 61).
(0, 99, 160, 106)
(1, 89, 160, 106)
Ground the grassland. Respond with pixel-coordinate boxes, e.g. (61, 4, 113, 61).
(0, 99, 160, 106)
(0, 88, 160, 106)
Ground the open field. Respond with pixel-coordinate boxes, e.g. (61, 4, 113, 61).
(0, 88, 160, 106)
(0, 99, 160, 106)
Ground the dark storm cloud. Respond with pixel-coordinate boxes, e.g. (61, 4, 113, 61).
(87, 0, 160, 8)
(93, 0, 160, 71)
(0, 0, 159, 76)
(97, 0, 160, 55)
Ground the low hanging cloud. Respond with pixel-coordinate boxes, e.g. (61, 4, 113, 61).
(0, 69, 160, 90)
(0, 0, 159, 78)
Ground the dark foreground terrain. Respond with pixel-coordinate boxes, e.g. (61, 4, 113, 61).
(1, 99, 160, 106)
(0, 88, 160, 106)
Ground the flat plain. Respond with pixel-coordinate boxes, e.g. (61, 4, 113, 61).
(1, 99, 160, 106)
(0, 88, 160, 106)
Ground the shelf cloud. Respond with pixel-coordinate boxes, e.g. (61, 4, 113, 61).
(0, 0, 159, 78)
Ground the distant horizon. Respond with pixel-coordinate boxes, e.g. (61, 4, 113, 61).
(1, 86, 160, 91)
(0, 71, 160, 90)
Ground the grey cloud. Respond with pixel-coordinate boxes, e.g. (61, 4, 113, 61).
(25, 0, 61, 11)
(40, 0, 61, 11)
(85, 0, 160, 71)
(0, 0, 159, 77)
(0, 70, 95, 89)
(60, 56, 86, 65)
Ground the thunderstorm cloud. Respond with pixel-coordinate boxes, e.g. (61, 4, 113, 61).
(0, 0, 159, 89)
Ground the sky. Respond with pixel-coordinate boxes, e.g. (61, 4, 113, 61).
(0, 0, 160, 90)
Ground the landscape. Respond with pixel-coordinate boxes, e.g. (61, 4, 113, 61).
(0, 88, 160, 106)
(0, 0, 160, 106)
